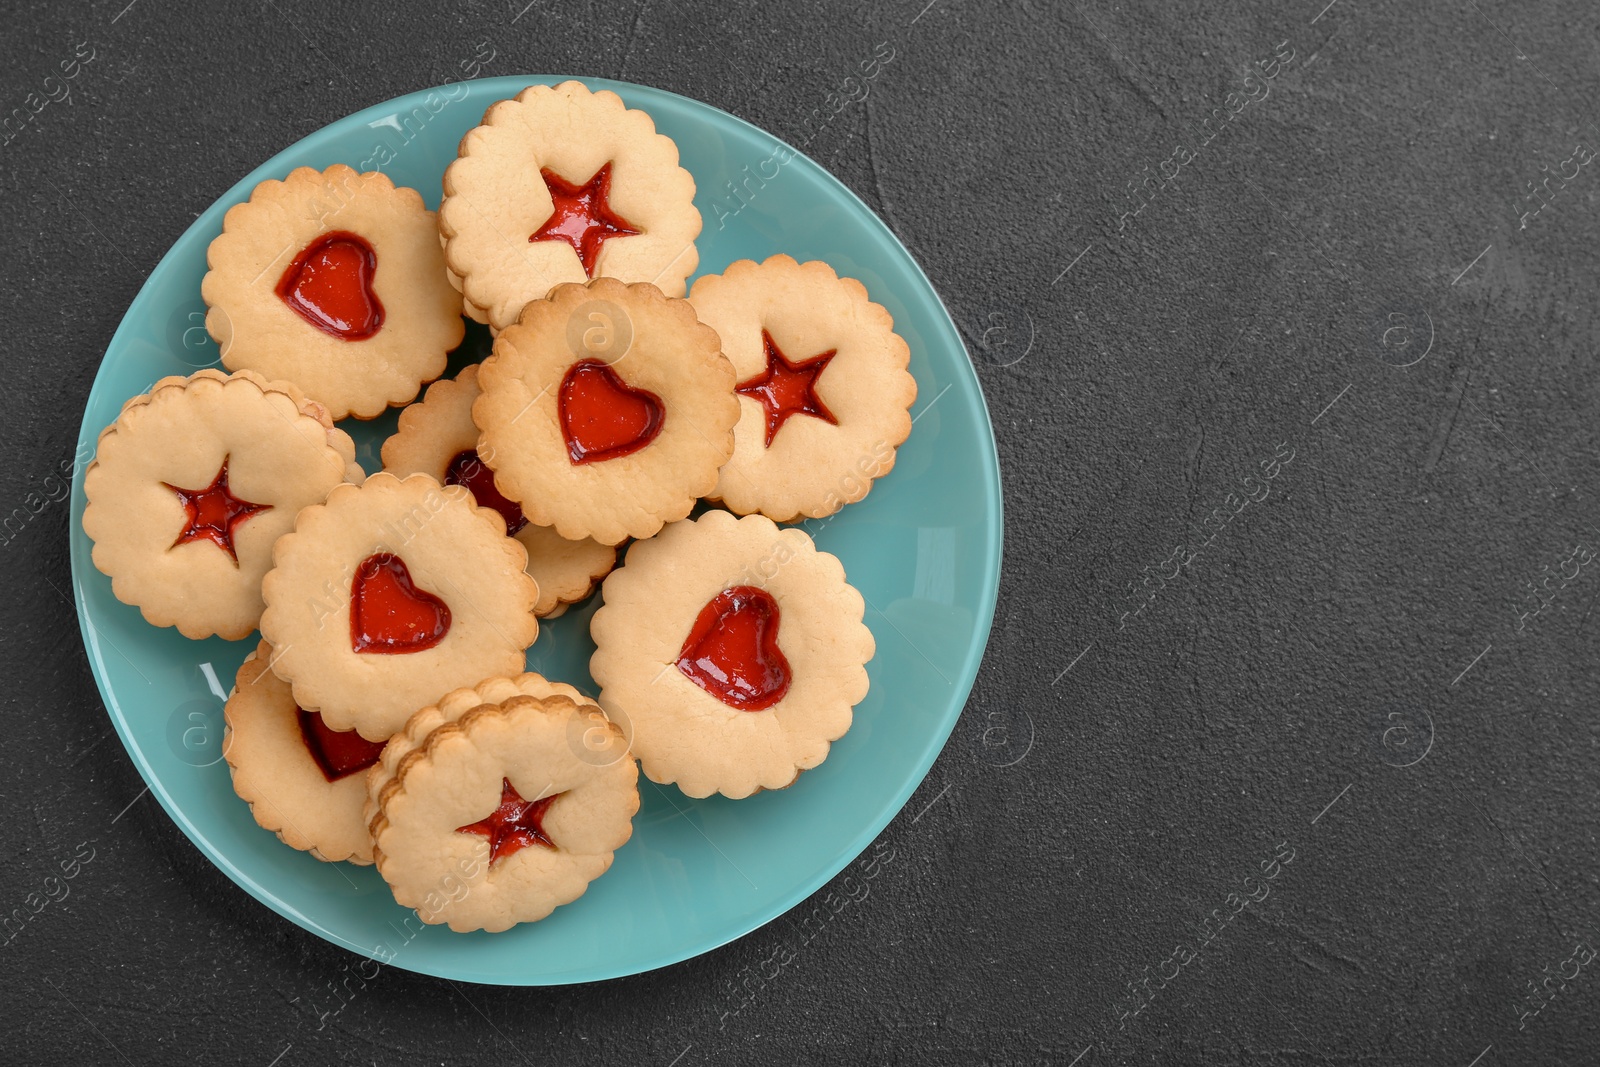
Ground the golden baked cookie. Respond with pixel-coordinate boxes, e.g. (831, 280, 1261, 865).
(259, 472, 540, 741)
(381, 365, 617, 615)
(474, 277, 739, 545)
(367, 681, 638, 932)
(590, 510, 874, 799)
(202, 165, 465, 419)
(223, 640, 387, 865)
(82, 369, 361, 641)
(439, 81, 701, 331)
(688, 255, 917, 520)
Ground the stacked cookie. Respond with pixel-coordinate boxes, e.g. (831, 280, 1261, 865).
(82, 81, 916, 934)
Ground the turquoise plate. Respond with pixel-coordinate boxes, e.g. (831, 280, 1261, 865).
(68, 76, 1002, 985)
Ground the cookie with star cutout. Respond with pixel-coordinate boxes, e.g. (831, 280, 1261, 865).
(590, 510, 874, 799)
(367, 677, 638, 932)
(202, 164, 465, 420)
(223, 639, 388, 865)
(259, 472, 541, 741)
(439, 81, 702, 331)
(688, 255, 917, 521)
(82, 369, 363, 641)
(473, 277, 739, 546)
(381, 365, 617, 616)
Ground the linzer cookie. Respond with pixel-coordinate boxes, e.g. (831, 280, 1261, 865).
(202, 165, 465, 419)
(259, 472, 540, 741)
(82, 369, 361, 641)
(367, 680, 638, 932)
(439, 81, 701, 331)
(590, 510, 873, 799)
(688, 255, 916, 520)
(473, 277, 738, 545)
(223, 640, 387, 864)
(381, 365, 616, 615)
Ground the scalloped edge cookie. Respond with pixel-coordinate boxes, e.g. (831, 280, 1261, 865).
(590, 510, 873, 799)
(82, 369, 361, 641)
(689, 255, 916, 521)
(259, 471, 540, 739)
(203, 164, 465, 419)
(368, 689, 638, 932)
(440, 81, 701, 331)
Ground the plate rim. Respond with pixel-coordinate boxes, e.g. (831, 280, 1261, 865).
(68, 72, 1005, 985)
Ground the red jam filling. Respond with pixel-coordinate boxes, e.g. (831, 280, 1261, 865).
(528, 163, 641, 276)
(275, 230, 385, 340)
(558, 359, 665, 464)
(676, 586, 792, 711)
(350, 553, 451, 654)
(445, 450, 528, 535)
(456, 777, 563, 864)
(296, 708, 386, 782)
(735, 331, 838, 447)
(162, 459, 271, 563)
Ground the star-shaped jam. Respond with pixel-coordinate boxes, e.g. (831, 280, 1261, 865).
(161, 459, 271, 563)
(455, 777, 564, 865)
(736, 331, 839, 447)
(528, 163, 640, 276)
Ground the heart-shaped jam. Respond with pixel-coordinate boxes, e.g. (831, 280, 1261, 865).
(456, 777, 564, 865)
(350, 553, 451, 654)
(528, 163, 640, 276)
(276, 230, 384, 340)
(445, 450, 528, 535)
(676, 586, 792, 711)
(296, 708, 387, 782)
(736, 330, 838, 448)
(558, 359, 665, 465)
(162, 458, 271, 563)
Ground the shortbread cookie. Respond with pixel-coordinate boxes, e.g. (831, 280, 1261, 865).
(368, 688, 638, 932)
(688, 255, 917, 520)
(202, 165, 465, 419)
(590, 510, 873, 799)
(223, 640, 386, 864)
(381, 366, 617, 614)
(440, 81, 701, 331)
(259, 472, 540, 740)
(82, 369, 361, 641)
(474, 277, 739, 545)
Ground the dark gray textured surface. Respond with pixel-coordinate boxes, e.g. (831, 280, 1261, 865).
(4, 0, 1599, 1063)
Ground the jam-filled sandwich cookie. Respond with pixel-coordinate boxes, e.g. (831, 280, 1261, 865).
(381, 365, 617, 616)
(367, 681, 638, 932)
(688, 255, 917, 521)
(474, 277, 739, 545)
(439, 81, 701, 331)
(223, 640, 388, 865)
(82, 369, 361, 641)
(259, 472, 540, 741)
(202, 165, 465, 420)
(590, 510, 873, 799)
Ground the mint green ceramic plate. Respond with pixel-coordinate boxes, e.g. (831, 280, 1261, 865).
(69, 76, 1002, 985)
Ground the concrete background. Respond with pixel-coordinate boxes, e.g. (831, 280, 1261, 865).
(3, 0, 1599, 1063)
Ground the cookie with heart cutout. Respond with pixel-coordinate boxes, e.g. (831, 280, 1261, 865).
(439, 81, 701, 331)
(82, 369, 362, 641)
(381, 365, 617, 616)
(367, 682, 638, 933)
(202, 164, 465, 420)
(589, 509, 874, 799)
(223, 639, 389, 865)
(473, 277, 739, 545)
(259, 471, 541, 741)
(688, 255, 917, 521)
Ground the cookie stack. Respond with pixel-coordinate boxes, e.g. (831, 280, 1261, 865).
(82, 81, 916, 934)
